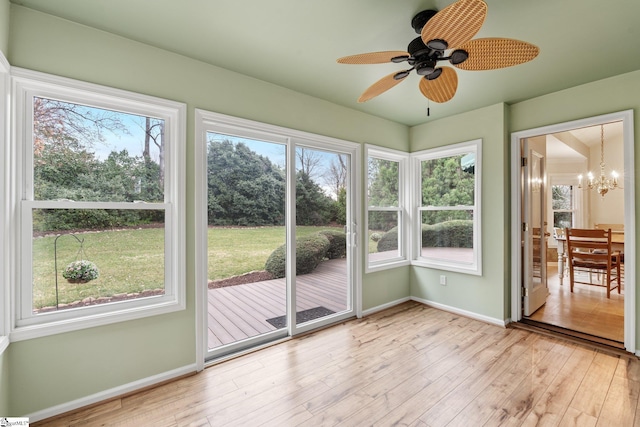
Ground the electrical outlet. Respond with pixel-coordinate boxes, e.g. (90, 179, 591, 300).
(440, 275, 447, 286)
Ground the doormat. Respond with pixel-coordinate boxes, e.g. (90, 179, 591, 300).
(266, 306, 336, 328)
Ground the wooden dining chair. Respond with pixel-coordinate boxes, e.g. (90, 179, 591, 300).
(565, 228, 621, 298)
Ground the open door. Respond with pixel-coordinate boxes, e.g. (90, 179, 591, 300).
(522, 141, 548, 316)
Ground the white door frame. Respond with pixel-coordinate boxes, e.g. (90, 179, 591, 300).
(194, 110, 362, 369)
(510, 110, 635, 354)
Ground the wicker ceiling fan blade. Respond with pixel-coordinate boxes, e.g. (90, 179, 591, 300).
(419, 67, 458, 103)
(421, 0, 487, 49)
(358, 71, 408, 102)
(337, 51, 410, 64)
(454, 38, 540, 70)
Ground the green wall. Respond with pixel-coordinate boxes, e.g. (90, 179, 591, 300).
(0, 350, 8, 416)
(6, 5, 409, 417)
(0, 0, 9, 56)
(409, 104, 509, 322)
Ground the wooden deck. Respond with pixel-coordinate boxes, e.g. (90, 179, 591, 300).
(208, 258, 348, 348)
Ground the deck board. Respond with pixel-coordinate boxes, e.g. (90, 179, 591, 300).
(208, 258, 348, 349)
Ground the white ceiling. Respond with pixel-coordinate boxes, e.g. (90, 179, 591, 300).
(547, 122, 624, 161)
(9, 0, 640, 126)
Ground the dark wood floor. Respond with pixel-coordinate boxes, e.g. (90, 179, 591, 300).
(38, 301, 640, 426)
(208, 258, 348, 348)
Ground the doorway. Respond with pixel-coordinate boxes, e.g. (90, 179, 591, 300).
(195, 110, 360, 363)
(510, 110, 635, 352)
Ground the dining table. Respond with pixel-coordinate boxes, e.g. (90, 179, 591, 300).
(554, 230, 624, 285)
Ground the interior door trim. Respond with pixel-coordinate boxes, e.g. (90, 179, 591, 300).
(510, 110, 635, 354)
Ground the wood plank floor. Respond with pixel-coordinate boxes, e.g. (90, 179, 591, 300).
(39, 301, 640, 426)
(208, 258, 348, 348)
(527, 264, 624, 342)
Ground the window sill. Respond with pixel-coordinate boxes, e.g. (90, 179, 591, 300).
(412, 259, 482, 276)
(366, 259, 410, 274)
(10, 297, 185, 342)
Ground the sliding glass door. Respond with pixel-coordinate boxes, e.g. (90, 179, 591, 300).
(197, 111, 359, 361)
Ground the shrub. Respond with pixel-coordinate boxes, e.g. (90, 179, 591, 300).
(376, 220, 473, 252)
(370, 232, 383, 242)
(318, 230, 347, 259)
(377, 226, 398, 252)
(265, 234, 331, 278)
(422, 220, 473, 248)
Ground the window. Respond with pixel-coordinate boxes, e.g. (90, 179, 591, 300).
(366, 145, 409, 271)
(12, 69, 186, 339)
(551, 184, 576, 228)
(412, 140, 482, 275)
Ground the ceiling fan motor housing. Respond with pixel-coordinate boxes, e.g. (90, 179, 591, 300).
(411, 9, 438, 33)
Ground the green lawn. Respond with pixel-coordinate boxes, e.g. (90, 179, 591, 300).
(32, 225, 345, 309)
(32, 228, 165, 309)
(207, 225, 343, 279)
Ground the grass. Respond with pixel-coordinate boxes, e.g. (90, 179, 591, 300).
(32, 228, 165, 309)
(207, 225, 343, 280)
(32, 225, 344, 309)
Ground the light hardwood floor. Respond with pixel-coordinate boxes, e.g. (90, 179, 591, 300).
(38, 301, 640, 426)
(527, 264, 624, 342)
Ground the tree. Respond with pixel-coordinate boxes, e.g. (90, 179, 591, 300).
(33, 97, 126, 156)
(326, 154, 347, 199)
(421, 155, 474, 224)
(142, 117, 165, 187)
(296, 147, 323, 179)
(368, 158, 399, 206)
(207, 139, 285, 226)
(295, 171, 333, 225)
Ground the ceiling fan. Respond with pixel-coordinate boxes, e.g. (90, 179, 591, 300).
(337, 0, 539, 103)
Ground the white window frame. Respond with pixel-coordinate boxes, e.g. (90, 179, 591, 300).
(549, 174, 584, 228)
(10, 68, 186, 341)
(411, 139, 482, 275)
(0, 53, 9, 354)
(365, 145, 410, 272)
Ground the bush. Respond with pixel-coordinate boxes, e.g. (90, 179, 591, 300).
(318, 230, 347, 259)
(370, 232, 383, 242)
(376, 220, 473, 252)
(422, 220, 473, 248)
(265, 234, 331, 278)
(377, 226, 398, 252)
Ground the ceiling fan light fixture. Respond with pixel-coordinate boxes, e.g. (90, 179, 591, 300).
(426, 39, 448, 51)
(450, 49, 469, 65)
(425, 68, 443, 80)
(394, 70, 412, 80)
(391, 55, 410, 63)
(416, 60, 436, 76)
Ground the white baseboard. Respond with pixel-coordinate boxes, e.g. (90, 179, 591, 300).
(411, 296, 507, 327)
(26, 363, 197, 422)
(362, 297, 411, 317)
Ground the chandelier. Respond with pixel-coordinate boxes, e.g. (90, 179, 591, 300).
(578, 124, 618, 197)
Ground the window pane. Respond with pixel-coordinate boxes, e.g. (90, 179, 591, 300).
(32, 208, 165, 313)
(368, 211, 399, 261)
(368, 158, 399, 207)
(551, 185, 572, 210)
(553, 212, 572, 229)
(33, 97, 165, 202)
(420, 210, 474, 264)
(421, 154, 475, 207)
